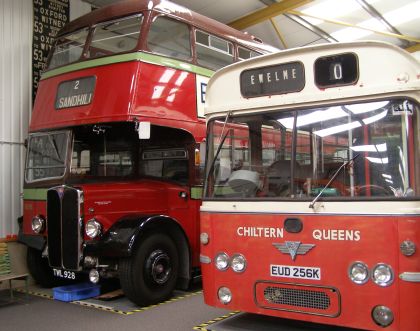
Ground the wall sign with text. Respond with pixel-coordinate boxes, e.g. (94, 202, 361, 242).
(32, 0, 69, 103)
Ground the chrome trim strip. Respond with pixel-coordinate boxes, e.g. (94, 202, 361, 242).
(399, 272, 420, 282)
(200, 254, 212, 264)
(201, 200, 420, 215)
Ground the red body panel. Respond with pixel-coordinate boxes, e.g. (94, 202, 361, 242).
(200, 210, 420, 331)
(31, 61, 138, 131)
(31, 60, 205, 140)
(23, 200, 46, 235)
(132, 64, 205, 140)
(24, 180, 201, 267)
(397, 218, 420, 331)
(26, 60, 206, 269)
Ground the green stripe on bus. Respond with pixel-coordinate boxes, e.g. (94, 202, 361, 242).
(41, 52, 214, 80)
(23, 188, 48, 201)
(190, 186, 203, 200)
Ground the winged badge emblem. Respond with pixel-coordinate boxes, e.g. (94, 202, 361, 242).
(273, 241, 315, 261)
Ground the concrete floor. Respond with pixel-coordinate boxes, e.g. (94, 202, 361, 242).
(0, 286, 368, 331)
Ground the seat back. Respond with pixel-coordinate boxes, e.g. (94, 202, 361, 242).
(0, 243, 11, 276)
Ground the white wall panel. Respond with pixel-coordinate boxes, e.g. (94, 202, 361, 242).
(0, 0, 32, 238)
(70, 0, 92, 21)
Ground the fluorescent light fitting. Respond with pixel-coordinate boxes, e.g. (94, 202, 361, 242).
(351, 143, 387, 152)
(362, 110, 388, 125)
(366, 157, 389, 164)
(278, 106, 348, 129)
(314, 121, 361, 137)
(301, 0, 380, 25)
(346, 101, 389, 114)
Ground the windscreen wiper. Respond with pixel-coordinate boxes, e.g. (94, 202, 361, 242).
(205, 111, 232, 180)
(309, 154, 360, 209)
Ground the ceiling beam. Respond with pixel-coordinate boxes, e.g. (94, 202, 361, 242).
(269, 18, 288, 48)
(285, 13, 337, 43)
(355, 0, 410, 48)
(288, 10, 420, 44)
(228, 0, 313, 30)
(405, 43, 420, 53)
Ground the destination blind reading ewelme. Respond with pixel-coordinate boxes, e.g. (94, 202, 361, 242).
(240, 61, 305, 98)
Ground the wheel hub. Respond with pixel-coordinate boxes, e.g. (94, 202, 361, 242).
(148, 249, 171, 284)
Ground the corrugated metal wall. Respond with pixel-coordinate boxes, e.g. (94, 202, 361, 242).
(0, 0, 32, 239)
(0, 0, 90, 239)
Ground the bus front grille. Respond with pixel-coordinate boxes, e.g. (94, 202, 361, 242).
(47, 186, 83, 271)
(255, 281, 341, 317)
(264, 286, 330, 309)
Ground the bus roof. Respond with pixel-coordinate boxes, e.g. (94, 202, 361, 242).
(59, 0, 277, 54)
(205, 41, 420, 118)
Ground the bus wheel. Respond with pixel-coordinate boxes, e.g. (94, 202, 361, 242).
(119, 233, 179, 306)
(27, 246, 60, 288)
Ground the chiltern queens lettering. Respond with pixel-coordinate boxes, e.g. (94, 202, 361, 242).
(237, 227, 284, 238)
(312, 229, 361, 241)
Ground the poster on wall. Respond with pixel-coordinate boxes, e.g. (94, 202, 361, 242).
(32, 0, 69, 103)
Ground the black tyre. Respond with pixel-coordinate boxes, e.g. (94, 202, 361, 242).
(119, 233, 179, 306)
(27, 246, 61, 288)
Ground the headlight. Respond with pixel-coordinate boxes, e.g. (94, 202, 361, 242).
(85, 218, 102, 239)
(400, 240, 416, 256)
(89, 269, 100, 284)
(348, 261, 369, 284)
(31, 215, 45, 234)
(231, 254, 246, 273)
(372, 263, 394, 287)
(372, 305, 394, 327)
(215, 252, 229, 271)
(217, 287, 232, 304)
(200, 232, 209, 245)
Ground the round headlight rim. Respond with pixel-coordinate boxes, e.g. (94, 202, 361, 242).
(85, 218, 102, 239)
(348, 261, 369, 285)
(31, 215, 45, 234)
(372, 305, 394, 327)
(372, 263, 394, 287)
(231, 253, 247, 273)
(214, 252, 230, 271)
(217, 286, 232, 305)
(200, 232, 209, 245)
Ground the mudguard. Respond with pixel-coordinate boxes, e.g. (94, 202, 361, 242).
(84, 214, 185, 258)
(17, 216, 46, 251)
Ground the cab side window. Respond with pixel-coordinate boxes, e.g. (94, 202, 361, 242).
(140, 148, 189, 184)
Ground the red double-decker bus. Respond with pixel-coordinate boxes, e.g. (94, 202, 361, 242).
(18, 0, 275, 306)
(201, 41, 419, 330)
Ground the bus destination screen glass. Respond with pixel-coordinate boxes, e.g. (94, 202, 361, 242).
(240, 62, 305, 97)
(314, 53, 358, 88)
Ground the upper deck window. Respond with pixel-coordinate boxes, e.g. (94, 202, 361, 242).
(88, 15, 143, 58)
(196, 30, 234, 71)
(147, 16, 191, 61)
(49, 28, 89, 69)
(238, 46, 261, 60)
